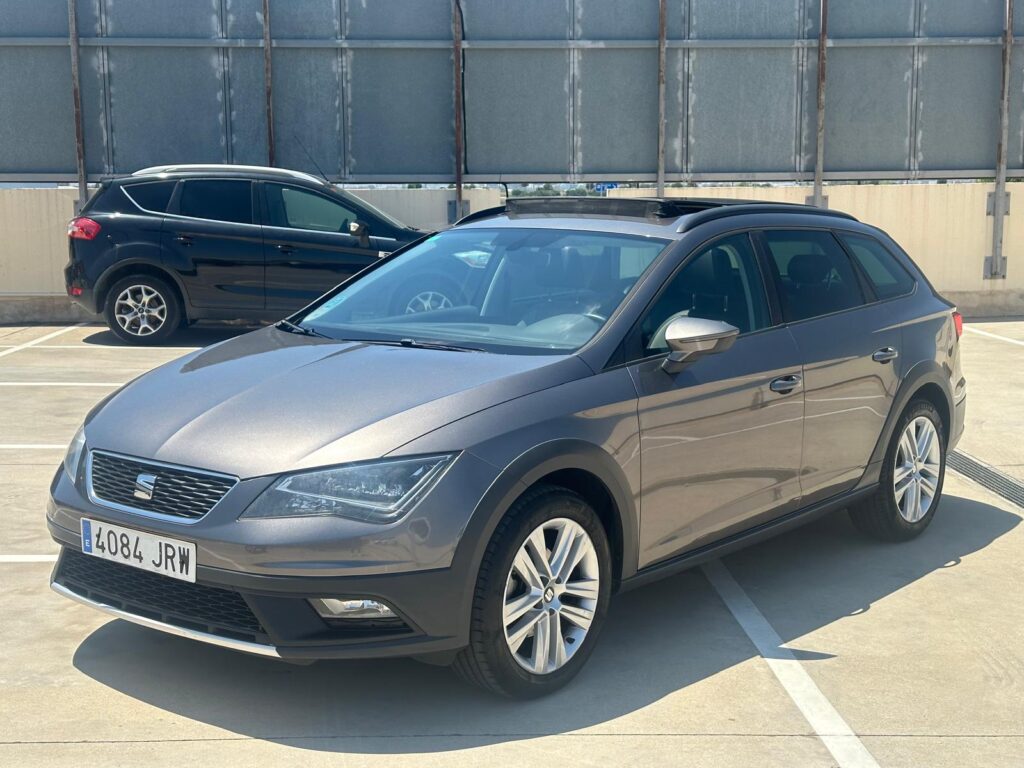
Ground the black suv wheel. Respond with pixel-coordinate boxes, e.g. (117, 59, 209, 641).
(103, 275, 183, 345)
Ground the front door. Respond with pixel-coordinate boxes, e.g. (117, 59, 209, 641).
(162, 179, 264, 311)
(629, 232, 805, 568)
(261, 182, 382, 312)
(758, 228, 902, 504)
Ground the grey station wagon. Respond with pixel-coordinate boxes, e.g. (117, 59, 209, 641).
(49, 197, 966, 698)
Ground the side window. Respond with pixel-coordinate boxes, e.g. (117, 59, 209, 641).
(123, 181, 176, 213)
(179, 180, 253, 224)
(837, 232, 915, 300)
(265, 183, 358, 233)
(763, 230, 865, 322)
(640, 233, 770, 353)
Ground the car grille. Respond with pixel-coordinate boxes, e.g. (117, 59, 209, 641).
(89, 451, 236, 521)
(56, 549, 265, 641)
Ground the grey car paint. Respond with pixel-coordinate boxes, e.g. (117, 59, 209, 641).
(47, 206, 966, 662)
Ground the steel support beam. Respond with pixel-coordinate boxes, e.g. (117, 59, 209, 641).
(452, 0, 465, 214)
(987, 0, 1014, 279)
(656, 0, 667, 197)
(261, 0, 276, 167)
(812, 0, 829, 208)
(67, 0, 87, 212)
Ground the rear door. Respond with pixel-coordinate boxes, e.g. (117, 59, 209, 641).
(758, 228, 902, 504)
(162, 179, 264, 310)
(629, 232, 805, 568)
(260, 182, 383, 312)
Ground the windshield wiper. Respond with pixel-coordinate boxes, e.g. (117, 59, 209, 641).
(275, 319, 330, 338)
(341, 337, 485, 353)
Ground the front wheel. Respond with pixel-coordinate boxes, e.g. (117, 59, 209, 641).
(453, 486, 612, 698)
(849, 399, 946, 541)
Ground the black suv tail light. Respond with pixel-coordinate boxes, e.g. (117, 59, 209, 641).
(68, 216, 101, 240)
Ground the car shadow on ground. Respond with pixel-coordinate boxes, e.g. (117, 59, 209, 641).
(72, 493, 1018, 753)
(80, 323, 258, 348)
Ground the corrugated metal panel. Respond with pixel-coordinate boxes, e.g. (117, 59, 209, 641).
(0, 0, 1020, 181)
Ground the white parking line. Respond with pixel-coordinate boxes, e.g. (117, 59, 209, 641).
(964, 326, 1024, 347)
(0, 323, 90, 360)
(0, 554, 58, 563)
(0, 382, 124, 387)
(702, 560, 880, 768)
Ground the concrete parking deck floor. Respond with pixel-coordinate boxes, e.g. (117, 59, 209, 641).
(1, 321, 1021, 767)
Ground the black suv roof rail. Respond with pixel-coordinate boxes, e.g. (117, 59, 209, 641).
(455, 196, 858, 229)
(675, 202, 857, 232)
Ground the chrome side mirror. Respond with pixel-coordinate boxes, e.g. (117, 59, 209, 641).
(662, 316, 739, 374)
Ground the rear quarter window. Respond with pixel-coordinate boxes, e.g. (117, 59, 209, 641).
(837, 232, 915, 300)
(122, 181, 177, 213)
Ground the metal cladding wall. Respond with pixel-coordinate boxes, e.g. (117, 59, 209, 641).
(0, 0, 1022, 183)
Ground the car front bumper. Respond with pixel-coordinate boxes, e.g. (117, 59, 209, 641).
(48, 521, 472, 661)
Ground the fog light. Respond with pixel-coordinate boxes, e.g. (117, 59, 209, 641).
(310, 598, 396, 620)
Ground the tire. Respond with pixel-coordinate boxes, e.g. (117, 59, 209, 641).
(390, 275, 463, 315)
(452, 485, 612, 698)
(849, 399, 946, 542)
(103, 275, 183, 345)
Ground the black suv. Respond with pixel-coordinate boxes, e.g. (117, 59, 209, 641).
(65, 165, 425, 344)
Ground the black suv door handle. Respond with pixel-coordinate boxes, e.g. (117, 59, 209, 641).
(872, 347, 899, 363)
(769, 374, 802, 394)
(276, 244, 296, 255)
(174, 235, 192, 246)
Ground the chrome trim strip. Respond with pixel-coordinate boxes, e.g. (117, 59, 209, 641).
(86, 449, 239, 526)
(50, 581, 282, 658)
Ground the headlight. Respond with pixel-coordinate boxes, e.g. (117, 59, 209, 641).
(242, 454, 456, 524)
(63, 425, 87, 482)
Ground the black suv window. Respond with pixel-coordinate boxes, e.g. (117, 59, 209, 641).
(763, 230, 864, 322)
(838, 232, 915, 300)
(265, 183, 358, 233)
(123, 181, 176, 213)
(640, 232, 770, 353)
(179, 180, 253, 224)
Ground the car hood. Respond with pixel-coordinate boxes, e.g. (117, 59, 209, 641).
(84, 327, 591, 478)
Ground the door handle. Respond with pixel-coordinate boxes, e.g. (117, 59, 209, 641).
(174, 235, 192, 246)
(769, 374, 802, 394)
(275, 244, 296, 255)
(871, 347, 899, 363)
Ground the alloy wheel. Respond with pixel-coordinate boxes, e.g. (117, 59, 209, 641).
(502, 518, 600, 675)
(405, 290, 453, 314)
(893, 415, 942, 523)
(113, 285, 168, 337)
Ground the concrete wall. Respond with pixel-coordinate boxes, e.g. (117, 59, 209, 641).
(611, 182, 1024, 317)
(0, 186, 501, 322)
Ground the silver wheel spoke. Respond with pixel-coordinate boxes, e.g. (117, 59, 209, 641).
(559, 603, 595, 631)
(919, 473, 938, 497)
(503, 589, 541, 626)
(502, 517, 600, 676)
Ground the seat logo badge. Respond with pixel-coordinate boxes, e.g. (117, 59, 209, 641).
(133, 473, 158, 501)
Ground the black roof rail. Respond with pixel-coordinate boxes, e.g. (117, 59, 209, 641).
(454, 196, 858, 229)
(676, 203, 857, 232)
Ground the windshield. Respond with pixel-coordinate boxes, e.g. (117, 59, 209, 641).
(300, 227, 671, 355)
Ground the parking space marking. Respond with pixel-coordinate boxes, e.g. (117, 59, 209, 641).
(0, 555, 58, 563)
(964, 326, 1024, 347)
(0, 323, 90, 360)
(0, 382, 125, 387)
(702, 559, 881, 768)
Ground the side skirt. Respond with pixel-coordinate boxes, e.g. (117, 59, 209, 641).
(618, 485, 877, 593)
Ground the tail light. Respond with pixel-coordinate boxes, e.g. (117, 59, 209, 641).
(952, 310, 963, 339)
(68, 217, 101, 240)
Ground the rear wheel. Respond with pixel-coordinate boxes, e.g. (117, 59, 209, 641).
(103, 275, 183, 345)
(849, 399, 945, 541)
(453, 485, 612, 698)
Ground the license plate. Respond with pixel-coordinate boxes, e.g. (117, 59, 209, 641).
(80, 518, 196, 583)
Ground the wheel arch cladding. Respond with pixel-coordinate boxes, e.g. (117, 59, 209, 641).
(98, 261, 187, 317)
(869, 361, 954, 469)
